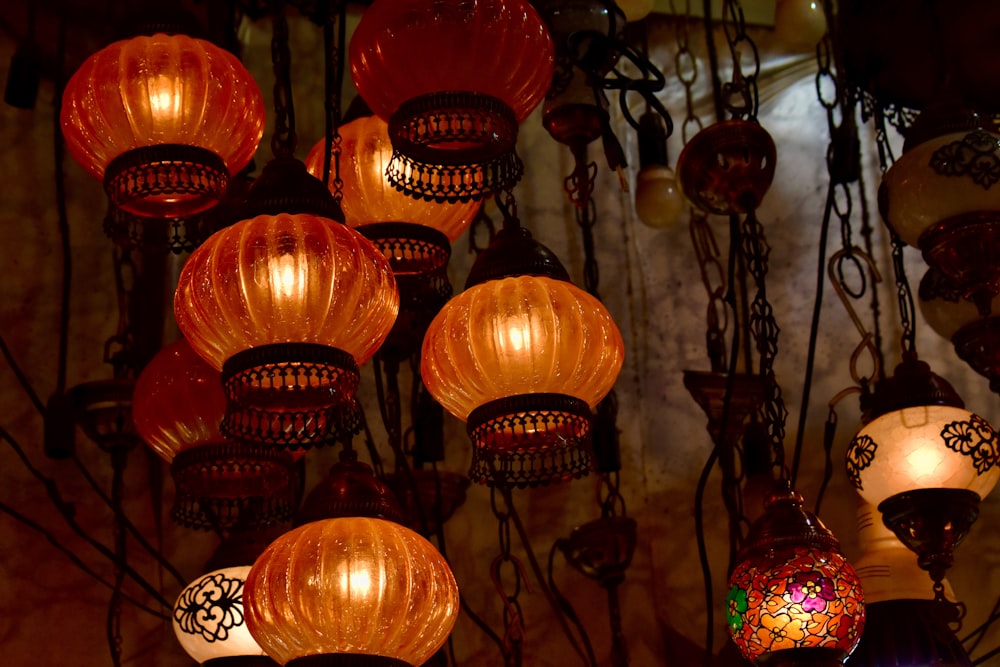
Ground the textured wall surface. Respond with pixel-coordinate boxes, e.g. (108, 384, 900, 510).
(0, 8, 997, 667)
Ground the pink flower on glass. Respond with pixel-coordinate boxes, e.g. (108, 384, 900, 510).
(788, 572, 835, 613)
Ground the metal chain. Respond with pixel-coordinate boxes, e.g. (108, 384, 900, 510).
(739, 209, 789, 476)
(573, 186, 601, 300)
(670, 0, 704, 143)
(269, 5, 297, 158)
(720, 0, 761, 121)
(104, 246, 136, 379)
(890, 233, 918, 357)
(689, 210, 729, 371)
(489, 487, 527, 667)
(321, 2, 344, 200)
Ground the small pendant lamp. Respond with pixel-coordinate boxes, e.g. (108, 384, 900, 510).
(61, 31, 264, 218)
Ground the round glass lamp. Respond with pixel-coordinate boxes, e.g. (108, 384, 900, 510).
(727, 486, 865, 667)
(244, 517, 459, 667)
(350, 0, 554, 202)
(173, 566, 275, 666)
(174, 197, 399, 449)
(421, 225, 624, 487)
(133, 338, 299, 529)
(61, 33, 264, 218)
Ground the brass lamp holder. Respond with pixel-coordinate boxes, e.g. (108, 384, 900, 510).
(952, 315, 1000, 392)
(104, 144, 228, 218)
(559, 516, 637, 589)
(919, 211, 1000, 312)
(296, 455, 405, 525)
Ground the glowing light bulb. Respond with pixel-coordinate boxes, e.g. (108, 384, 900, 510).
(269, 253, 302, 301)
(635, 165, 686, 229)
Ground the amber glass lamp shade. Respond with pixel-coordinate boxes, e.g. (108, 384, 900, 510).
(133, 339, 299, 530)
(727, 487, 865, 666)
(173, 566, 274, 666)
(421, 272, 624, 486)
(61, 33, 265, 218)
(349, 0, 554, 202)
(846, 405, 1000, 507)
(244, 517, 459, 667)
(175, 213, 399, 448)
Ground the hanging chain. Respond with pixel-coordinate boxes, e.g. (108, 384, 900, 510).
(890, 233, 918, 358)
(670, 0, 703, 144)
(690, 211, 729, 372)
(739, 209, 789, 476)
(574, 183, 602, 301)
(270, 4, 297, 158)
(490, 487, 528, 667)
(321, 2, 344, 199)
(720, 0, 761, 121)
(104, 246, 136, 379)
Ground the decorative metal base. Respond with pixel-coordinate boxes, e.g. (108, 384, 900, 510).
(221, 343, 361, 449)
(296, 458, 405, 526)
(69, 379, 140, 453)
(878, 488, 981, 581)
(920, 212, 1000, 311)
(104, 144, 228, 218)
(287, 655, 411, 667)
(387, 91, 524, 203)
(202, 656, 279, 667)
(683, 371, 765, 446)
(103, 204, 223, 255)
(953, 316, 1000, 393)
(357, 222, 451, 275)
(754, 647, 846, 667)
(467, 393, 593, 488)
(171, 443, 299, 530)
(676, 120, 776, 215)
(559, 516, 637, 588)
(385, 469, 470, 536)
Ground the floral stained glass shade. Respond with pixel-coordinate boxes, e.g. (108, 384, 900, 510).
(727, 546, 865, 661)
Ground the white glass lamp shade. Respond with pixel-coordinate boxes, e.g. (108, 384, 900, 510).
(846, 405, 1000, 506)
(881, 128, 1000, 247)
(635, 165, 686, 229)
(173, 566, 267, 663)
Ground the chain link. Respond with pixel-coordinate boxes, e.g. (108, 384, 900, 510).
(720, 0, 761, 121)
(270, 6, 297, 158)
(670, 0, 704, 143)
(103, 246, 135, 378)
(689, 210, 729, 371)
(489, 487, 527, 667)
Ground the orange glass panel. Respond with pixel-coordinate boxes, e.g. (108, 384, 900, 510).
(305, 116, 479, 241)
(244, 517, 459, 665)
(174, 213, 399, 370)
(133, 338, 226, 462)
(349, 0, 554, 123)
(420, 275, 624, 420)
(61, 33, 264, 181)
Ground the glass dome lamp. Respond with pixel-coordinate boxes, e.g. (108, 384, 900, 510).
(846, 356, 999, 594)
(305, 114, 479, 354)
(726, 484, 866, 667)
(421, 219, 624, 488)
(174, 565, 276, 667)
(349, 0, 554, 202)
(133, 338, 299, 530)
(919, 266, 1000, 393)
(244, 517, 459, 667)
(61, 31, 265, 218)
(879, 101, 1000, 310)
(174, 157, 400, 449)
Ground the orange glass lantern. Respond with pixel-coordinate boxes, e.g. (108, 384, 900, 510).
(305, 115, 479, 352)
(244, 517, 459, 667)
(349, 0, 554, 202)
(133, 338, 299, 529)
(727, 486, 866, 667)
(61, 33, 265, 218)
(175, 157, 400, 449)
(421, 224, 624, 487)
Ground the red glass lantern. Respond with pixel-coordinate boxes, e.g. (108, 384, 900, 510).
(244, 517, 459, 667)
(61, 33, 265, 218)
(133, 338, 299, 529)
(421, 224, 624, 487)
(349, 0, 554, 202)
(727, 486, 866, 667)
(174, 173, 400, 449)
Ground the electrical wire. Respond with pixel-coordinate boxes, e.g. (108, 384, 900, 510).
(0, 334, 45, 414)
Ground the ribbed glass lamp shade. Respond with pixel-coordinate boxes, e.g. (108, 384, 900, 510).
(175, 213, 399, 371)
(61, 33, 264, 218)
(846, 405, 1000, 507)
(727, 488, 865, 665)
(173, 566, 270, 664)
(421, 275, 623, 420)
(244, 517, 459, 666)
(133, 338, 227, 463)
(304, 116, 478, 242)
(349, 0, 554, 202)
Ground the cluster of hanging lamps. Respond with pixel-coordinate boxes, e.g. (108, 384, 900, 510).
(61, 30, 264, 218)
(349, 0, 554, 202)
(726, 485, 866, 667)
(133, 338, 300, 530)
(421, 218, 624, 487)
